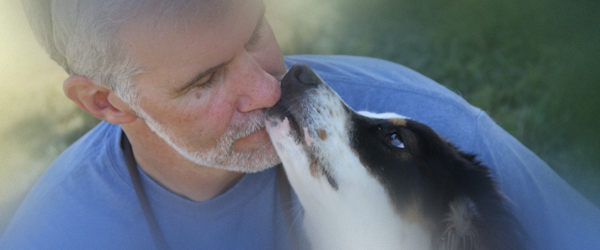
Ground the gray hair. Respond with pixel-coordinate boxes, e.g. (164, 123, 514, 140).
(22, 0, 228, 107)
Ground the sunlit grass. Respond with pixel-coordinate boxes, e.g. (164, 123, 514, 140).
(1, 0, 598, 233)
(0, 0, 100, 231)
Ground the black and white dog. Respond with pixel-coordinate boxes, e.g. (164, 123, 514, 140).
(265, 64, 528, 250)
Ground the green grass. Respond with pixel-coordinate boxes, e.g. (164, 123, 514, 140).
(1, 0, 599, 233)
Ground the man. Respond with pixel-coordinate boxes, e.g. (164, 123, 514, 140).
(1, 0, 599, 249)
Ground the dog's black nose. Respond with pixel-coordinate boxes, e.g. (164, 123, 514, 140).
(288, 63, 320, 86)
(277, 63, 323, 105)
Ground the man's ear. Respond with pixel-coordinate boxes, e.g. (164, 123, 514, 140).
(63, 75, 138, 124)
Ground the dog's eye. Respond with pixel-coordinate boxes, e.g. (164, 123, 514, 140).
(386, 133, 405, 148)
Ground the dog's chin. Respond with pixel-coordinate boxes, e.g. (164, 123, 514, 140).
(265, 100, 288, 123)
(266, 101, 308, 143)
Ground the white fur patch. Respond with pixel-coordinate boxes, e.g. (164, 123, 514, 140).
(358, 111, 410, 120)
(441, 197, 479, 250)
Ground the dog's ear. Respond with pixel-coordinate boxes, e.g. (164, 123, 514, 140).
(440, 196, 480, 250)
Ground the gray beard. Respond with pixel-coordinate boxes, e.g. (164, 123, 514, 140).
(136, 108, 281, 173)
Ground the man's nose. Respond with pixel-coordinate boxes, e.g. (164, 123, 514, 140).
(234, 55, 282, 113)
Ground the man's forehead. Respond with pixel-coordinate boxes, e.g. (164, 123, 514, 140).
(124, 0, 236, 31)
(120, 0, 267, 40)
(118, 0, 264, 57)
(119, 0, 266, 91)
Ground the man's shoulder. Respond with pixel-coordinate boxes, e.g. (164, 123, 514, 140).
(0, 122, 144, 249)
(284, 55, 467, 101)
(32, 121, 125, 188)
(283, 55, 479, 116)
(284, 55, 482, 151)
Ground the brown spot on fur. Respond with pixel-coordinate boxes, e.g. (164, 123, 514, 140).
(309, 157, 320, 177)
(317, 129, 328, 140)
(307, 154, 338, 189)
(401, 202, 435, 231)
(389, 118, 407, 127)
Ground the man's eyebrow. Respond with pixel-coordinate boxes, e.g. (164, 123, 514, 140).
(175, 60, 230, 94)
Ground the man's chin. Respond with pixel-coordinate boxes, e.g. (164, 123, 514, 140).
(227, 142, 281, 173)
(184, 141, 281, 173)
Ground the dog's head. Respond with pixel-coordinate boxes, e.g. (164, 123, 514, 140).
(266, 63, 527, 250)
(265, 63, 474, 210)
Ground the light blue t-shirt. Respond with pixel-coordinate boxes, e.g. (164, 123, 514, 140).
(1, 55, 599, 249)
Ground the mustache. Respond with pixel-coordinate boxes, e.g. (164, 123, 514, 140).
(219, 110, 266, 145)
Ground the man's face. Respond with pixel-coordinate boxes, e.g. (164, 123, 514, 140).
(121, 0, 286, 172)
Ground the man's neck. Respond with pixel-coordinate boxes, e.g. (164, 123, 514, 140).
(122, 122, 245, 202)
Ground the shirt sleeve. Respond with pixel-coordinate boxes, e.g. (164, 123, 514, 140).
(473, 110, 600, 250)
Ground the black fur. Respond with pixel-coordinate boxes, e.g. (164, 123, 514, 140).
(351, 115, 529, 250)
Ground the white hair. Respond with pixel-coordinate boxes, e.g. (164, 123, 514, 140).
(22, 0, 229, 107)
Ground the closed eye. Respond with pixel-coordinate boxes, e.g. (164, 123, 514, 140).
(196, 71, 219, 89)
(386, 133, 405, 148)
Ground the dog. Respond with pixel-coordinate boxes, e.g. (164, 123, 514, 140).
(265, 63, 528, 250)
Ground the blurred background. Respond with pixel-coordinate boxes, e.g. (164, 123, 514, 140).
(1, 0, 598, 234)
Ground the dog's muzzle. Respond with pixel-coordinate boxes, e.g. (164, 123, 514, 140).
(266, 63, 323, 123)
